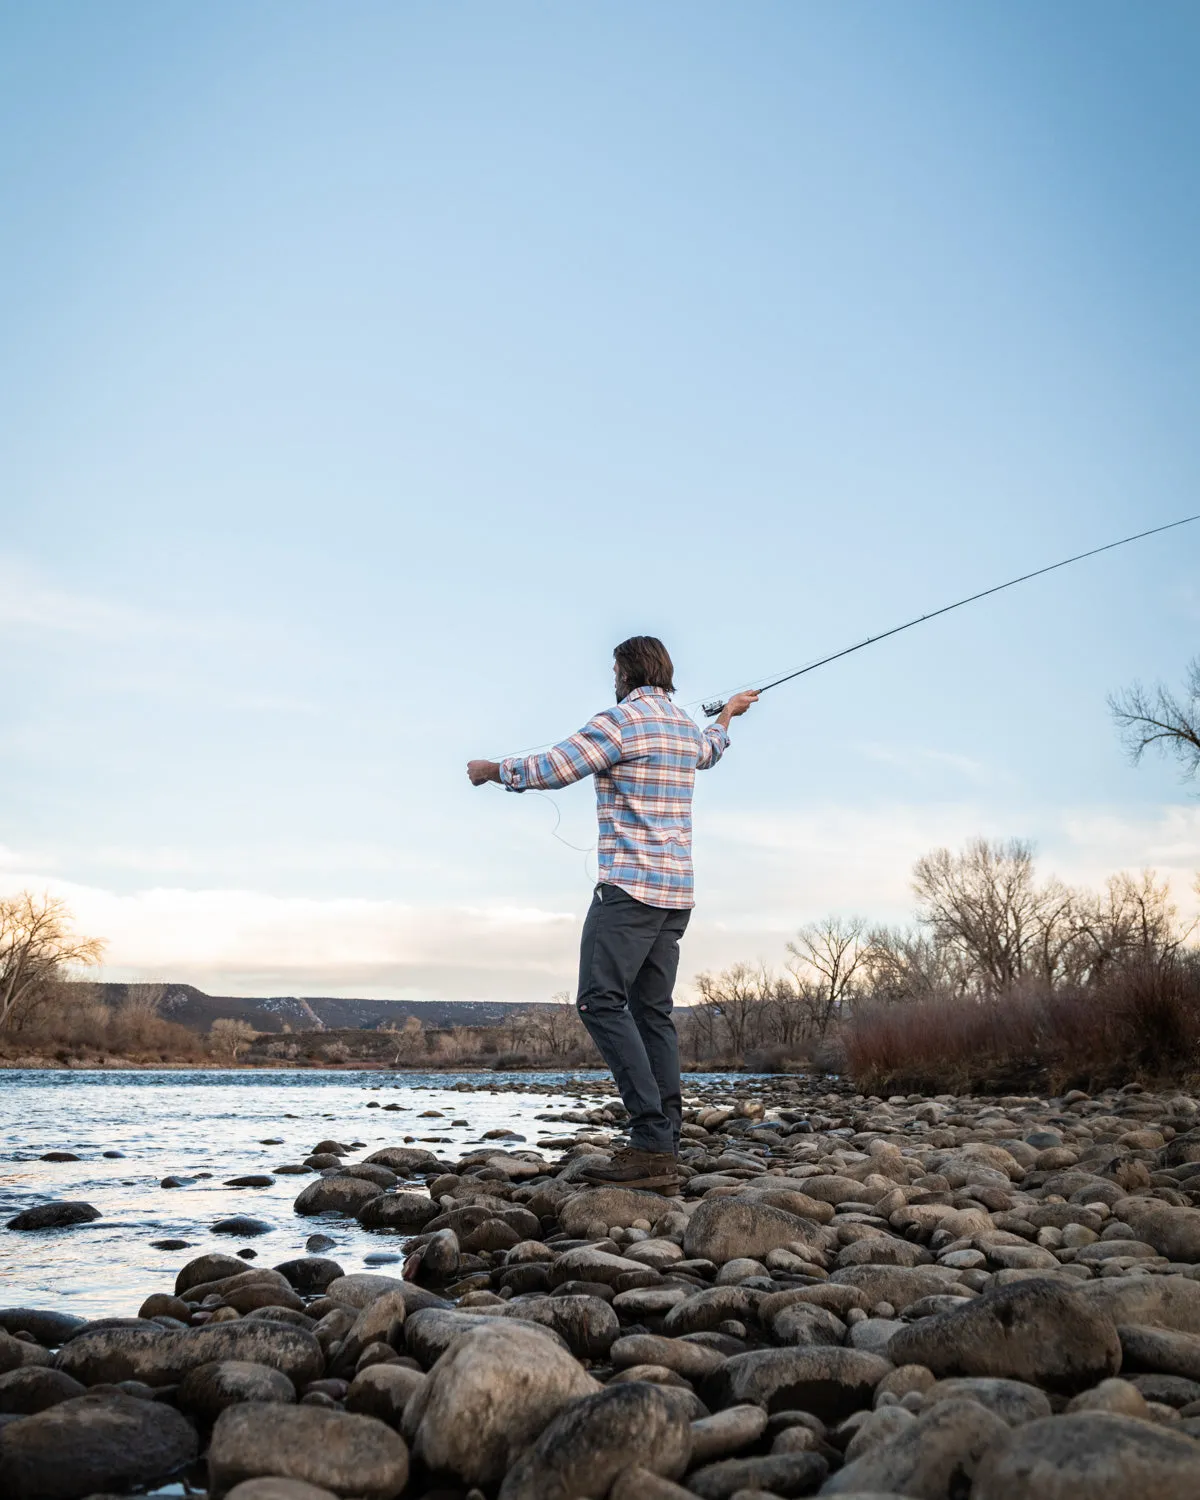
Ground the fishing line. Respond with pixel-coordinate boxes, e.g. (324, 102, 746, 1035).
(697, 513, 1200, 715)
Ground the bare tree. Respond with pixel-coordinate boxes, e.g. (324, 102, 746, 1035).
(1110, 658, 1200, 785)
(120, 982, 167, 1020)
(694, 963, 764, 1056)
(528, 992, 585, 1058)
(786, 916, 869, 1034)
(912, 838, 1065, 996)
(0, 894, 105, 1032)
(209, 1018, 258, 1060)
(861, 924, 971, 1006)
(382, 1015, 424, 1065)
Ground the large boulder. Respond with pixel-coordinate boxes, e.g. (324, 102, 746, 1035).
(355, 1194, 439, 1232)
(176, 1254, 251, 1295)
(6, 1203, 100, 1232)
(559, 1188, 676, 1235)
(208, 1402, 408, 1500)
(497, 1381, 692, 1500)
(973, 1411, 1200, 1499)
(502, 1296, 619, 1360)
(0, 1392, 198, 1500)
(293, 1178, 381, 1217)
(55, 1321, 323, 1388)
(830, 1266, 973, 1312)
(1118, 1325, 1200, 1383)
(888, 1279, 1121, 1395)
(402, 1321, 599, 1485)
(0, 1311, 87, 1346)
(683, 1197, 824, 1264)
(821, 1397, 1010, 1495)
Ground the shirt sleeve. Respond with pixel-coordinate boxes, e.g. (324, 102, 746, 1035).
(499, 712, 624, 792)
(696, 722, 731, 770)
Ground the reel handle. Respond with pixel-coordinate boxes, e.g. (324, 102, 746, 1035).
(701, 700, 726, 718)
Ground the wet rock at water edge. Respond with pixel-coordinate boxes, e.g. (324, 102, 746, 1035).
(213, 1216, 273, 1237)
(6, 1202, 101, 1231)
(0, 1392, 199, 1500)
(293, 1177, 381, 1216)
(0, 1311, 87, 1346)
(38, 1153, 80, 1163)
(207, 1401, 409, 1500)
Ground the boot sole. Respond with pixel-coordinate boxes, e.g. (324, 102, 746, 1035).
(579, 1172, 681, 1195)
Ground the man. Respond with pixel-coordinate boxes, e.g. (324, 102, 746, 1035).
(467, 636, 757, 1192)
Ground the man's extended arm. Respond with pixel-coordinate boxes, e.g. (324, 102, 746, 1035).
(467, 712, 624, 791)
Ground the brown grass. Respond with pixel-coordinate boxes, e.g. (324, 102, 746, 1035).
(844, 959, 1200, 1096)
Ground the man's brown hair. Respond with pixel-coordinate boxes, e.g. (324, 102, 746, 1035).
(614, 635, 675, 697)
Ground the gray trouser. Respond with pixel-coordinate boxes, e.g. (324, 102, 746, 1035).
(575, 882, 689, 1154)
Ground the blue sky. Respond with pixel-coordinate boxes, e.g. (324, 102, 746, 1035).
(3, 2, 1199, 1000)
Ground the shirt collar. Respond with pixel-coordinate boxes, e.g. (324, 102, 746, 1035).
(620, 685, 671, 704)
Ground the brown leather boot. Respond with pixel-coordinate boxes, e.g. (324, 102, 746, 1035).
(580, 1146, 680, 1193)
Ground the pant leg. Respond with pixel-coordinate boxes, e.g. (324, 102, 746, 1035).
(575, 884, 675, 1154)
(628, 908, 689, 1152)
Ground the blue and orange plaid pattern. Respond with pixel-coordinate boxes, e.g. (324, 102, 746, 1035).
(499, 686, 730, 908)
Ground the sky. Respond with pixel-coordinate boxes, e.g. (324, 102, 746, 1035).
(2, 1, 1199, 1003)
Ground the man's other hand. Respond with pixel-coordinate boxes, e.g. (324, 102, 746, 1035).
(717, 690, 759, 728)
(467, 759, 502, 786)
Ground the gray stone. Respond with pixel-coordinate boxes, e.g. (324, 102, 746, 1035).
(176, 1253, 250, 1295)
(177, 1360, 296, 1421)
(294, 1178, 381, 1216)
(324, 1274, 448, 1314)
(686, 1450, 829, 1498)
(821, 1397, 1010, 1497)
(273, 1258, 344, 1293)
(55, 1320, 323, 1388)
(830, 1267, 973, 1312)
(225, 1482, 338, 1500)
(689, 1404, 769, 1464)
(683, 1197, 824, 1264)
(503, 1294, 619, 1360)
(887, 1279, 1121, 1395)
(344, 1365, 426, 1427)
(663, 1287, 753, 1336)
(212, 1216, 272, 1236)
(0, 1331, 54, 1374)
(610, 1334, 726, 1380)
(973, 1411, 1200, 1499)
(704, 1346, 892, 1421)
(922, 1376, 1052, 1425)
(0, 1392, 198, 1500)
(334, 1293, 407, 1370)
(771, 1302, 848, 1348)
(208, 1401, 409, 1500)
(0, 1311, 87, 1346)
(1119, 1324, 1200, 1382)
(497, 1381, 692, 1500)
(559, 1188, 683, 1235)
(355, 1193, 438, 1231)
(5, 1203, 100, 1232)
(0, 1367, 86, 1414)
(1077, 1275, 1200, 1334)
(402, 1321, 599, 1485)
(363, 1147, 440, 1174)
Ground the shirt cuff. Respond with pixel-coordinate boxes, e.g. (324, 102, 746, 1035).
(498, 757, 526, 792)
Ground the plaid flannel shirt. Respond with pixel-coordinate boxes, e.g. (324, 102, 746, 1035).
(499, 686, 730, 909)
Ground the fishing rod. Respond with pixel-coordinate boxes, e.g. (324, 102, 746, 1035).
(700, 513, 1200, 718)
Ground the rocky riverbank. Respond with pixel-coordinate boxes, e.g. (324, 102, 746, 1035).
(6, 1076, 1200, 1497)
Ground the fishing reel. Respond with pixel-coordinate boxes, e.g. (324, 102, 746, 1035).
(701, 700, 726, 717)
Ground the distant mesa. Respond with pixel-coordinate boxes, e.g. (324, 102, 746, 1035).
(63, 981, 546, 1037)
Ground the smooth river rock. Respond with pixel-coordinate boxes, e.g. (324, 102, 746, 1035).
(0, 1392, 198, 1500)
(402, 1320, 600, 1485)
(973, 1411, 1200, 1499)
(208, 1401, 409, 1500)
